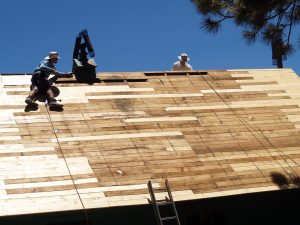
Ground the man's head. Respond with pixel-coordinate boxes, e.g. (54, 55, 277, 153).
(45, 51, 60, 64)
(178, 53, 190, 62)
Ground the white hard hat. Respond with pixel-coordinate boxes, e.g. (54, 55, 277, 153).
(178, 53, 190, 61)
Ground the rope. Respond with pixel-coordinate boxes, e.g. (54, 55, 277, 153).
(200, 72, 300, 181)
(44, 103, 90, 225)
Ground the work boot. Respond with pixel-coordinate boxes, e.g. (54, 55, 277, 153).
(46, 88, 63, 108)
(25, 88, 38, 106)
(25, 96, 38, 107)
(48, 97, 63, 108)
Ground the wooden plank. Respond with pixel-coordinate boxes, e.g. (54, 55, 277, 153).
(124, 116, 197, 123)
(52, 131, 183, 142)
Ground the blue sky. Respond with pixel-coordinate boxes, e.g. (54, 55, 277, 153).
(0, 0, 299, 75)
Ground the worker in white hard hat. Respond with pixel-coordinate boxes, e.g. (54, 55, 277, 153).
(172, 53, 193, 71)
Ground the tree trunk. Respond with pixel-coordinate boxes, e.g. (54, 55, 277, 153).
(277, 57, 283, 68)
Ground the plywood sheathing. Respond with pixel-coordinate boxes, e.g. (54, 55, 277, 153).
(0, 69, 300, 216)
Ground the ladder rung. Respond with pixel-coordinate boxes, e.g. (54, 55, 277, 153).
(156, 199, 167, 202)
(161, 216, 177, 221)
(157, 201, 172, 206)
(153, 187, 167, 192)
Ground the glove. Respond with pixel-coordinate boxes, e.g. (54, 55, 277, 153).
(65, 72, 73, 78)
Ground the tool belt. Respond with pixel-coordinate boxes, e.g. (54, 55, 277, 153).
(31, 71, 51, 92)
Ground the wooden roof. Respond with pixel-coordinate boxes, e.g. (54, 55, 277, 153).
(1, 68, 300, 216)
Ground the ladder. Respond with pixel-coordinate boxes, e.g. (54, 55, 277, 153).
(147, 179, 181, 225)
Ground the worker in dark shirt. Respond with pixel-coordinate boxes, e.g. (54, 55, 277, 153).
(25, 51, 72, 107)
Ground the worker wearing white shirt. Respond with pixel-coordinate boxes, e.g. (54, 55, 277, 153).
(172, 53, 193, 71)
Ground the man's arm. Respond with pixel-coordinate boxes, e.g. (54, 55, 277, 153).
(39, 60, 65, 76)
(39, 60, 56, 73)
(172, 62, 180, 71)
(172, 62, 177, 71)
(48, 72, 73, 85)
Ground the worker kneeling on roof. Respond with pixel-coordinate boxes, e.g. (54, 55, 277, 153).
(25, 51, 72, 107)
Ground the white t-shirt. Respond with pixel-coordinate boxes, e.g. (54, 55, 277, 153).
(172, 61, 193, 71)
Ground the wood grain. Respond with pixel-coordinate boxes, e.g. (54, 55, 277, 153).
(0, 68, 300, 216)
